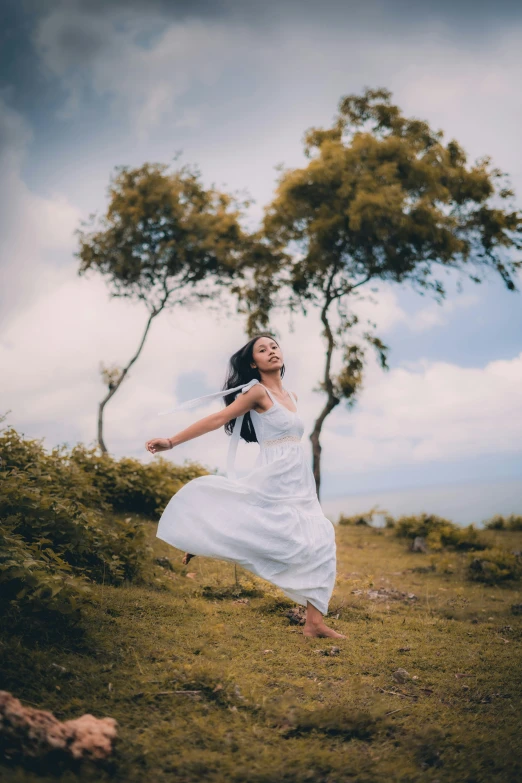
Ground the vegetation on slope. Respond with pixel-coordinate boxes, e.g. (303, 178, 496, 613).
(1, 520, 521, 782)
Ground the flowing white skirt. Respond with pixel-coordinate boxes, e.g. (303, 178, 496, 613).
(156, 441, 337, 615)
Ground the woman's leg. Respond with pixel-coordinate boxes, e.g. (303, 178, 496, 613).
(303, 601, 346, 638)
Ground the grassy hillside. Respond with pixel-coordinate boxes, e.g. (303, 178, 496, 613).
(1, 517, 521, 783)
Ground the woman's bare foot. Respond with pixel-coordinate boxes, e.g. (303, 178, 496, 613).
(302, 601, 346, 638)
(182, 552, 195, 565)
(303, 622, 346, 639)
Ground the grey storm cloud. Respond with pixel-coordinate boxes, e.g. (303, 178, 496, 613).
(32, 0, 522, 22)
(0, 0, 518, 108)
(21, 0, 521, 101)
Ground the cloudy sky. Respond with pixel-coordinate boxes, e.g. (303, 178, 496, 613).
(1, 0, 522, 504)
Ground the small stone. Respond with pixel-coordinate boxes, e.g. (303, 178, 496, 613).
(392, 668, 410, 683)
(50, 663, 67, 674)
(155, 556, 174, 571)
(284, 607, 306, 625)
(411, 536, 428, 553)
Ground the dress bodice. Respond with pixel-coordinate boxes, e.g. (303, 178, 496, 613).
(250, 385, 304, 446)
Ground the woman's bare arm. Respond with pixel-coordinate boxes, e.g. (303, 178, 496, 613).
(144, 384, 267, 454)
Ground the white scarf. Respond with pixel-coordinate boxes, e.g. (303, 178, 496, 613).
(158, 378, 260, 480)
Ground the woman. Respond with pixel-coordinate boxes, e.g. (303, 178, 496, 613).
(145, 333, 345, 639)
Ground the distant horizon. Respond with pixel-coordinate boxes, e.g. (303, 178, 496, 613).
(321, 474, 522, 527)
(325, 473, 522, 502)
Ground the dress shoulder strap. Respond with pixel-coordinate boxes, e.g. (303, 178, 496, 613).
(258, 383, 276, 404)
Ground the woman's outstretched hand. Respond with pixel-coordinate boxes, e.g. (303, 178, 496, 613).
(145, 438, 172, 454)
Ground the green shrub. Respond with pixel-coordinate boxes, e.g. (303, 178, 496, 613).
(68, 443, 209, 517)
(1, 458, 149, 585)
(0, 528, 89, 618)
(394, 512, 454, 539)
(338, 506, 388, 526)
(1, 424, 210, 519)
(483, 514, 522, 531)
(0, 426, 106, 509)
(0, 424, 152, 618)
(467, 547, 522, 584)
(393, 513, 487, 551)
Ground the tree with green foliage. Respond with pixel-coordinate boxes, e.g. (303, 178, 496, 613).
(239, 87, 522, 498)
(77, 162, 251, 453)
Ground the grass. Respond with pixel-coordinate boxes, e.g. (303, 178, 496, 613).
(1, 519, 521, 782)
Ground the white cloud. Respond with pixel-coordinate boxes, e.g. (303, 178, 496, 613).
(321, 349, 522, 476)
(0, 98, 81, 326)
(399, 293, 480, 332)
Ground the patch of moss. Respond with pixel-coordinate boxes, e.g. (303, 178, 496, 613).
(0, 522, 521, 782)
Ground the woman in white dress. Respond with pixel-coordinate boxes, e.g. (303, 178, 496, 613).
(145, 334, 345, 639)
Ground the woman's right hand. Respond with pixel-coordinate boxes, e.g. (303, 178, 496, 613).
(145, 438, 172, 454)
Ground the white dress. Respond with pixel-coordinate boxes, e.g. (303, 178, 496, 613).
(156, 380, 337, 615)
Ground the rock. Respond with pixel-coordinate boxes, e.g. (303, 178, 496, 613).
(284, 606, 307, 625)
(0, 691, 117, 762)
(154, 556, 174, 571)
(49, 663, 67, 674)
(392, 668, 410, 683)
(411, 536, 429, 553)
(352, 587, 418, 602)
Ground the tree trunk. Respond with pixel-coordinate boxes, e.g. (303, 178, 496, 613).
(310, 296, 340, 500)
(97, 305, 164, 454)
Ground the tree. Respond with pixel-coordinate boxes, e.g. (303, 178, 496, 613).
(240, 87, 522, 499)
(77, 162, 251, 453)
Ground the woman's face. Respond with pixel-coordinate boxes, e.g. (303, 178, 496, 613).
(251, 337, 283, 373)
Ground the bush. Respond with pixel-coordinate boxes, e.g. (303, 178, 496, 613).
(483, 514, 522, 531)
(1, 424, 210, 519)
(338, 506, 388, 526)
(392, 513, 487, 551)
(0, 528, 90, 618)
(68, 443, 209, 517)
(0, 425, 152, 618)
(467, 548, 522, 584)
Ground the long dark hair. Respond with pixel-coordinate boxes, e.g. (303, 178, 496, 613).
(222, 333, 286, 444)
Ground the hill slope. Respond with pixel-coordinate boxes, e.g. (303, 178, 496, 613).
(1, 521, 521, 782)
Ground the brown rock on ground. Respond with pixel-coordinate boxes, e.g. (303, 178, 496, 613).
(0, 691, 118, 762)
